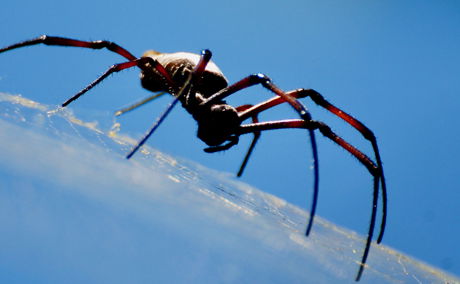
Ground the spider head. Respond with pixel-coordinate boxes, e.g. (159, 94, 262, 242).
(195, 103, 241, 147)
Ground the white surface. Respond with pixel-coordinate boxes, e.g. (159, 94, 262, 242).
(0, 92, 457, 284)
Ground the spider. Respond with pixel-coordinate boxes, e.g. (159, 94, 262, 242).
(0, 35, 387, 281)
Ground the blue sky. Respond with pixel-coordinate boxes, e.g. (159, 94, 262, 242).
(1, 0, 459, 278)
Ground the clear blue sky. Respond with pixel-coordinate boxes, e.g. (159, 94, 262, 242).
(1, 0, 459, 277)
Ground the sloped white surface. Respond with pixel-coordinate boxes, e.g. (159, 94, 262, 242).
(0, 93, 457, 284)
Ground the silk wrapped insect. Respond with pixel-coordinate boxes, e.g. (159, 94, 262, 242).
(0, 35, 387, 281)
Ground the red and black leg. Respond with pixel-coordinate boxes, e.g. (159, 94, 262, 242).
(238, 87, 387, 245)
(202, 74, 384, 281)
(235, 104, 261, 177)
(0, 35, 176, 107)
(301, 88, 387, 243)
(61, 57, 173, 107)
(202, 73, 320, 237)
(236, 118, 379, 281)
(0, 35, 137, 61)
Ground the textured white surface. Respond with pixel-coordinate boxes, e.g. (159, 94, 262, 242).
(0, 93, 457, 284)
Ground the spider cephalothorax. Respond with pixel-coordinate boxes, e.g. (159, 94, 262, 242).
(194, 103, 241, 148)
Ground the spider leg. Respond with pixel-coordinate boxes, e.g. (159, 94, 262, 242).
(126, 50, 212, 159)
(61, 57, 171, 107)
(235, 104, 261, 177)
(298, 88, 387, 244)
(238, 89, 310, 121)
(0, 35, 137, 61)
(230, 85, 386, 246)
(203, 136, 239, 153)
(203, 74, 311, 120)
(240, 89, 388, 243)
(202, 74, 320, 236)
(236, 119, 379, 282)
(240, 88, 387, 244)
(126, 89, 185, 159)
(234, 93, 320, 232)
(238, 119, 379, 173)
(234, 90, 312, 177)
(203, 74, 382, 280)
(0, 36, 177, 107)
(115, 92, 167, 116)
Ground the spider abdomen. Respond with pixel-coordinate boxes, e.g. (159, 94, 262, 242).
(140, 50, 228, 98)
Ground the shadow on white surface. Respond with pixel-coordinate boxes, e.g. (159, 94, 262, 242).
(0, 92, 457, 284)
